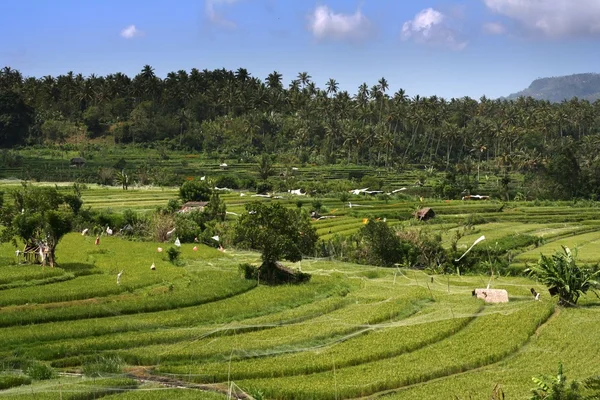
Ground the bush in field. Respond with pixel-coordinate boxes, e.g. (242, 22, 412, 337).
(215, 174, 240, 189)
(82, 356, 123, 378)
(174, 213, 202, 243)
(151, 211, 175, 242)
(360, 175, 383, 191)
(98, 167, 115, 186)
(166, 246, 181, 264)
(356, 219, 414, 267)
(397, 229, 448, 270)
(239, 176, 257, 190)
(179, 180, 211, 202)
(95, 210, 123, 230)
(25, 361, 55, 380)
(204, 192, 227, 222)
(256, 182, 272, 195)
(527, 246, 599, 306)
(530, 362, 585, 400)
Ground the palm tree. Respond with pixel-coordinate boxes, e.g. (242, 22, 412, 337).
(266, 71, 282, 91)
(297, 72, 311, 89)
(326, 78, 338, 98)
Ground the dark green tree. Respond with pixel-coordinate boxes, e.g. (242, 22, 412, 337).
(179, 180, 212, 203)
(204, 191, 227, 222)
(358, 219, 413, 267)
(0, 91, 33, 147)
(234, 202, 317, 282)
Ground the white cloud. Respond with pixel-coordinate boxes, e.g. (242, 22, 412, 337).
(308, 5, 373, 42)
(205, 0, 239, 28)
(401, 8, 467, 50)
(120, 25, 143, 39)
(483, 22, 506, 35)
(484, 0, 600, 37)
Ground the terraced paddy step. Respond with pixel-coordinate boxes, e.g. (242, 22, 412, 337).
(235, 300, 554, 399)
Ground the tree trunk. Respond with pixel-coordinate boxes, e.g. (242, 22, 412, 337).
(47, 246, 56, 268)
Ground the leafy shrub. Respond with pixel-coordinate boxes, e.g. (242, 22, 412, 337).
(98, 167, 115, 186)
(256, 182, 272, 194)
(239, 176, 257, 190)
(356, 219, 415, 267)
(179, 180, 211, 202)
(339, 192, 350, 203)
(166, 246, 181, 264)
(215, 175, 240, 189)
(239, 262, 311, 284)
(122, 209, 139, 227)
(82, 356, 123, 377)
(360, 176, 383, 190)
(25, 361, 55, 380)
(151, 212, 175, 242)
(239, 263, 257, 280)
(311, 199, 323, 213)
(174, 213, 202, 243)
(527, 247, 600, 306)
(348, 170, 365, 181)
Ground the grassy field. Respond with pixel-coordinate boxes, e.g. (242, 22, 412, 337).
(0, 180, 599, 399)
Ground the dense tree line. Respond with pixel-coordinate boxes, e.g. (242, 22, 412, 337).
(3, 65, 600, 198)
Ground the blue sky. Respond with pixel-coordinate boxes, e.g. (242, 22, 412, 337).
(1, 0, 600, 99)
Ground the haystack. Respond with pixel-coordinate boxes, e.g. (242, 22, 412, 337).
(473, 288, 509, 303)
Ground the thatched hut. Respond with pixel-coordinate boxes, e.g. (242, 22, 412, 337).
(414, 207, 435, 221)
(70, 157, 86, 168)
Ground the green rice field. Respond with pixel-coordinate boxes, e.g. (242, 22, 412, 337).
(0, 181, 599, 399)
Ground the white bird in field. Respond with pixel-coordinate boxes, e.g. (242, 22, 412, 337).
(117, 270, 124, 285)
(200, 176, 206, 181)
(240, 192, 246, 197)
(150, 263, 156, 271)
(166, 228, 176, 238)
(81, 228, 89, 236)
(106, 227, 113, 235)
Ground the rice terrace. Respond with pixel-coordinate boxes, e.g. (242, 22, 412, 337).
(2, 28, 600, 397)
(0, 148, 599, 399)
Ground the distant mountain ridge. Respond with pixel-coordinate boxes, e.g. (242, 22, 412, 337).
(504, 73, 600, 102)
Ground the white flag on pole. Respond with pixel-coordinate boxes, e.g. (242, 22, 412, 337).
(455, 235, 486, 262)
